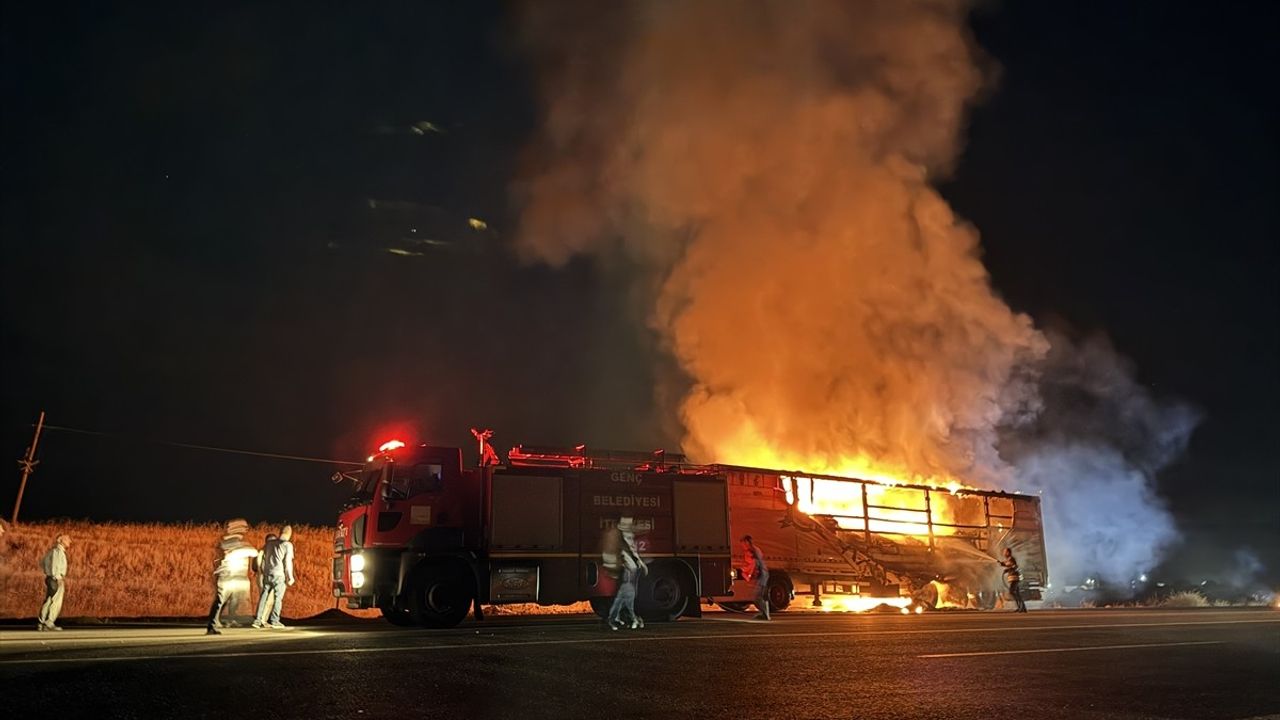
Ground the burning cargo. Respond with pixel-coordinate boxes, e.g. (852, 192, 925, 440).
(715, 466, 1048, 612)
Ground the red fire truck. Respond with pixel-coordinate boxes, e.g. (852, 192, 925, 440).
(331, 438, 734, 627)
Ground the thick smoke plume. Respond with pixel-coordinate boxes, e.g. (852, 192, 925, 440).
(1002, 331, 1197, 584)
(513, 1, 1195, 583)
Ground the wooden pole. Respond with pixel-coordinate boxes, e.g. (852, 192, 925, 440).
(11, 410, 46, 525)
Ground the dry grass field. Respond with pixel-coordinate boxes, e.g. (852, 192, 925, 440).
(0, 521, 591, 622)
(0, 520, 373, 620)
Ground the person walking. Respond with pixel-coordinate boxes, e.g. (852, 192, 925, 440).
(206, 519, 255, 635)
(253, 525, 296, 629)
(742, 535, 770, 620)
(999, 547, 1028, 613)
(605, 517, 647, 630)
(253, 532, 277, 621)
(38, 534, 71, 631)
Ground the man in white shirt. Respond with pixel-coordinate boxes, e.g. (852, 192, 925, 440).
(38, 534, 71, 631)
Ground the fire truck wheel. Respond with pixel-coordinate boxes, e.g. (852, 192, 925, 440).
(638, 564, 692, 622)
(407, 566, 473, 628)
(767, 577, 792, 612)
(378, 601, 416, 627)
(589, 597, 613, 620)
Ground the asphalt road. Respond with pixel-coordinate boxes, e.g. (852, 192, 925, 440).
(2, 608, 1277, 720)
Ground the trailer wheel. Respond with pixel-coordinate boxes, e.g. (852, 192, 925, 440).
(407, 566, 472, 628)
(638, 564, 691, 622)
(767, 577, 792, 612)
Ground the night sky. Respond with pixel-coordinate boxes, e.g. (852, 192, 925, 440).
(2, 3, 1276, 585)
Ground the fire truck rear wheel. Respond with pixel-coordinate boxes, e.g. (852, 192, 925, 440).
(638, 565, 692, 622)
(407, 566, 473, 629)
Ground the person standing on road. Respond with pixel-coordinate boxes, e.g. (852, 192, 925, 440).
(38, 534, 72, 631)
(999, 547, 1028, 613)
(606, 517, 647, 630)
(742, 535, 770, 620)
(206, 519, 255, 635)
(253, 532, 277, 620)
(253, 525, 296, 629)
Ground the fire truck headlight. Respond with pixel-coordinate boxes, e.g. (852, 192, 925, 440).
(349, 553, 366, 573)
(351, 571, 366, 590)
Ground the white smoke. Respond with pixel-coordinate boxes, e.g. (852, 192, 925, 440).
(1002, 332, 1198, 584)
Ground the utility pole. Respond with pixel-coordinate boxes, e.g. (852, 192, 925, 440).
(11, 410, 46, 525)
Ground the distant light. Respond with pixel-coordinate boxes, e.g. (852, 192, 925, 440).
(468, 217, 488, 231)
(1139, 574, 1148, 583)
(914, 606, 924, 614)
(379, 440, 406, 453)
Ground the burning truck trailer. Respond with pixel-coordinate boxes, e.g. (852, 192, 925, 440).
(712, 467, 1049, 613)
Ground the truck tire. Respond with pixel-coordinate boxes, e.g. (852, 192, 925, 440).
(717, 601, 752, 614)
(407, 565, 472, 628)
(638, 564, 691, 622)
(589, 597, 613, 620)
(767, 576, 792, 612)
(379, 601, 416, 627)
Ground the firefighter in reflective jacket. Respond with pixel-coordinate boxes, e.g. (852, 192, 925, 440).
(1000, 547, 1028, 613)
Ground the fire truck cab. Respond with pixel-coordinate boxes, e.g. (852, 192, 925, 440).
(332, 440, 734, 628)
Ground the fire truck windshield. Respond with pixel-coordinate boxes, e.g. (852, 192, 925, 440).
(386, 462, 444, 499)
(350, 460, 443, 503)
(354, 465, 384, 497)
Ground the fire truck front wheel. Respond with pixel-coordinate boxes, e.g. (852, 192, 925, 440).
(378, 600, 416, 627)
(406, 565, 473, 629)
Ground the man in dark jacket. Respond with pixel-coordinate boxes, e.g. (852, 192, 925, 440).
(253, 525, 296, 629)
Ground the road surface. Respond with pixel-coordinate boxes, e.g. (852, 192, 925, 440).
(2, 608, 1277, 719)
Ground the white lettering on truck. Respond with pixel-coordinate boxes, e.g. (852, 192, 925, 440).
(592, 495, 662, 508)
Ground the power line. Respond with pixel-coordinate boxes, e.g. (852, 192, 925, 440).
(39, 424, 365, 467)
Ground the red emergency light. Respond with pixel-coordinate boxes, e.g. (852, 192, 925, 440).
(378, 439, 407, 453)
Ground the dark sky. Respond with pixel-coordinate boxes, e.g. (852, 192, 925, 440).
(2, 3, 1276, 584)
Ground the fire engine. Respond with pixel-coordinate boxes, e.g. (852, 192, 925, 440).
(332, 435, 734, 627)
(332, 433, 1048, 627)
